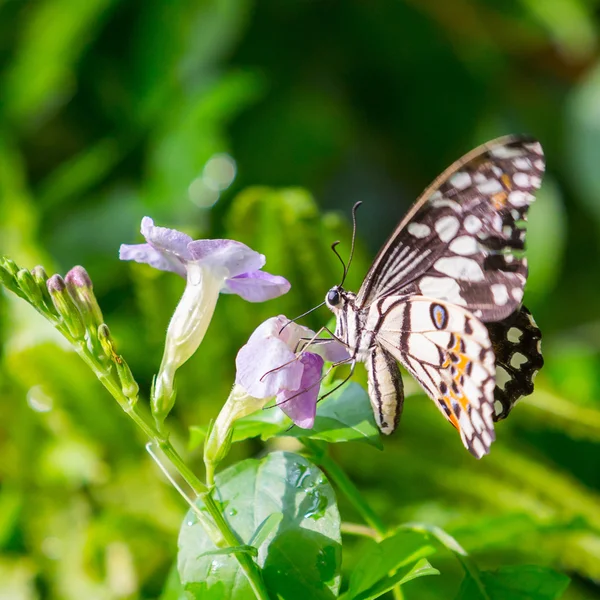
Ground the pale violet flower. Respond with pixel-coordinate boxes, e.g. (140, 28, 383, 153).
(204, 315, 349, 474)
(119, 217, 290, 301)
(235, 315, 349, 428)
(119, 217, 290, 426)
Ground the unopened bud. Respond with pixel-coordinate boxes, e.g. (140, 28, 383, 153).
(16, 269, 44, 306)
(0, 258, 19, 277)
(116, 356, 139, 402)
(47, 274, 86, 339)
(31, 266, 57, 317)
(0, 260, 25, 298)
(65, 266, 104, 330)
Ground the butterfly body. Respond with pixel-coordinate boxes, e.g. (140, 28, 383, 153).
(325, 135, 545, 458)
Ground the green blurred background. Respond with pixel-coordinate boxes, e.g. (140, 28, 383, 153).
(1, 0, 600, 598)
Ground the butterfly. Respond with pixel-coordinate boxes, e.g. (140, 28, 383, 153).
(324, 135, 545, 458)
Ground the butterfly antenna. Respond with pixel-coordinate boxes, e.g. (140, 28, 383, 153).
(346, 201, 362, 277)
(279, 302, 326, 334)
(331, 241, 348, 286)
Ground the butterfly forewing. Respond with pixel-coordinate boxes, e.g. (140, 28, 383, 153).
(357, 135, 545, 322)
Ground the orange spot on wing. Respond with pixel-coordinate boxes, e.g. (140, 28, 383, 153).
(501, 174, 512, 190)
(491, 191, 508, 209)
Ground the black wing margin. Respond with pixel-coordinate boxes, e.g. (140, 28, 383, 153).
(486, 305, 543, 421)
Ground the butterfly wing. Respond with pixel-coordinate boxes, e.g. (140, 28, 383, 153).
(356, 135, 545, 323)
(486, 305, 543, 420)
(366, 346, 404, 434)
(371, 295, 496, 458)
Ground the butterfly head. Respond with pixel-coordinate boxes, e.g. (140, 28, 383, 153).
(326, 286, 342, 309)
(325, 285, 356, 314)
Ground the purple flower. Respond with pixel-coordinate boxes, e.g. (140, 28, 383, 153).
(235, 315, 349, 429)
(119, 217, 290, 302)
(119, 217, 291, 426)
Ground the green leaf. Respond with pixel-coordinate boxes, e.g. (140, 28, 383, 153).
(287, 382, 382, 449)
(346, 529, 436, 599)
(232, 406, 290, 443)
(178, 452, 341, 600)
(353, 558, 440, 600)
(455, 565, 570, 600)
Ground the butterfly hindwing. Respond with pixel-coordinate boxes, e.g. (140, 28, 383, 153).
(371, 296, 496, 458)
(486, 305, 543, 421)
(366, 346, 404, 434)
(357, 136, 545, 323)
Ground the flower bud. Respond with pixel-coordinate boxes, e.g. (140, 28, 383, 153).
(31, 266, 58, 317)
(0, 258, 19, 277)
(47, 274, 86, 340)
(65, 266, 104, 330)
(116, 356, 139, 403)
(0, 258, 26, 298)
(16, 269, 44, 307)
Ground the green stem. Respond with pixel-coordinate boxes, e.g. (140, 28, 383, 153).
(76, 345, 270, 600)
(201, 491, 271, 600)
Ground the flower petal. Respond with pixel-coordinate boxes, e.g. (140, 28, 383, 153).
(119, 243, 187, 277)
(187, 239, 265, 277)
(141, 217, 193, 260)
(235, 336, 303, 399)
(223, 271, 291, 302)
(277, 353, 324, 429)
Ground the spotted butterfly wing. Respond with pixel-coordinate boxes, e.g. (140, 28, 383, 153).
(356, 135, 545, 322)
(325, 135, 545, 458)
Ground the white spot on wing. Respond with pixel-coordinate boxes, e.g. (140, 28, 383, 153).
(407, 222, 431, 238)
(491, 283, 509, 306)
(510, 352, 528, 369)
(464, 215, 482, 234)
(509, 190, 533, 207)
(477, 179, 504, 195)
(514, 158, 531, 170)
(449, 235, 478, 255)
(513, 172, 530, 187)
(507, 327, 523, 343)
(434, 257, 485, 281)
(435, 215, 460, 242)
(489, 145, 522, 159)
(419, 276, 466, 305)
(511, 288, 524, 302)
(449, 171, 472, 190)
(496, 366, 511, 390)
(431, 198, 460, 211)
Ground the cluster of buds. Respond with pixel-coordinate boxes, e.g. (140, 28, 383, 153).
(0, 258, 138, 405)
